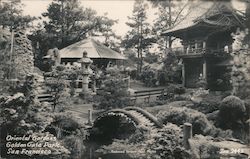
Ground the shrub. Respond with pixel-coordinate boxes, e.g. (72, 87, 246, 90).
(174, 86, 186, 95)
(157, 107, 213, 135)
(156, 106, 232, 138)
(95, 67, 130, 110)
(146, 123, 190, 159)
(189, 135, 220, 159)
(0, 92, 69, 158)
(161, 52, 182, 84)
(62, 135, 86, 159)
(44, 65, 75, 111)
(190, 93, 222, 114)
(245, 99, 250, 119)
(128, 125, 149, 143)
(144, 53, 158, 64)
(140, 68, 157, 87)
(218, 95, 246, 130)
(97, 123, 190, 159)
(158, 71, 168, 85)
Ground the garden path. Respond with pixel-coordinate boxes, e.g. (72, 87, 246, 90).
(65, 103, 94, 123)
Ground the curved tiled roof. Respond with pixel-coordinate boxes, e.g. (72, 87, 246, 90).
(57, 38, 126, 60)
(162, 2, 244, 35)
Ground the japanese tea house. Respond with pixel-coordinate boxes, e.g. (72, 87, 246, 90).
(162, 2, 244, 90)
(44, 37, 126, 68)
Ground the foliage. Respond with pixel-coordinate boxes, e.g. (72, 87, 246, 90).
(144, 53, 159, 64)
(0, 0, 35, 30)
(62, 135, 86, 159)
(122, 0, 156, 73)
(128, 125, 150, 144)
(190, 88, 209, 104)
(95, 66, 130, 110)
(42, 0, 118, 47)
(189, 92, 222, 114)
(157, 106, 232, 138)
(50, 113, 88, 159)
(145, 123, 190, 159)
(189, 135, 220, 159)
(245, 2, 250, 44)
(161, 52, 182, 84)
(139, 67, 158, 87)
(231, 29, 250, 99)
(98, 123, 190, 159)
(44, 65, 76, 111)
(0, 29, 34, 81)
(0, 92, 69, 158)
(218, 95, 246, 130)
(174, 85, 185, 95)
(0, 73, 92, 158)
(165, 84, 185, 97)
(30, 0, 118, 70)
(150, 0, 189, 49)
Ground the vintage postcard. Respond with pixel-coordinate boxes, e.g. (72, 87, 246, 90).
(0, 0, 250, 159)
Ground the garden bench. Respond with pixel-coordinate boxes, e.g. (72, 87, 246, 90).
(37, 93, 54, 103)
(130, 88, 165, 105)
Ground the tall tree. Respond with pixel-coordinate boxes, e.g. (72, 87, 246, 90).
(151, 0, 189, 50)
(245, 0, 250, 44)
(93, 13, 121, 51)
(0, 0, 35, 30)
(30, 0, 117, 70)
(122, 0, 155, 73)
(41, 0, 118, 48)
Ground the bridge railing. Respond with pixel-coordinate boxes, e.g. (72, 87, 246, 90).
(125, 107, 163, 128)
(93, 107, 163, 129)
(94, 109, 141, 125)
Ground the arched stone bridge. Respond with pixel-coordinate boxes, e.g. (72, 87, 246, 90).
(93, 107, 163, 130)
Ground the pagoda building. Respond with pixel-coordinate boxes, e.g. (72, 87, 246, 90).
(162, 2, 245, 90)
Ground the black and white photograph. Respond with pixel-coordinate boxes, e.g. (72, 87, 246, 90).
(0, 0, 250, 158)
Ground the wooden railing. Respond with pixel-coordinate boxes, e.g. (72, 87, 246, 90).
(172, 47, 230, 57)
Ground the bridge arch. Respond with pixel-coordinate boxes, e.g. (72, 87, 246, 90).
(89, 107, 163, 144)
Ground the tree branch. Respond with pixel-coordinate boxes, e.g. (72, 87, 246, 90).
(172, 2, 189, 25)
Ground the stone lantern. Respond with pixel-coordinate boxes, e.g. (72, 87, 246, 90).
(78, 51, 93, 93)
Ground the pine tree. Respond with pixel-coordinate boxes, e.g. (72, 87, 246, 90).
(122, 0, 155, 73)
(30, 0, 117, 70)
(0, 0, 35, 30)
(151, 0, 189, 50)
(245, 0, 250, 44)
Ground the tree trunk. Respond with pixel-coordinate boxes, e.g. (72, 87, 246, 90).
(168, 0, 173, 49)
(246, 1, 250, 45)
(61, 0, 65, 47)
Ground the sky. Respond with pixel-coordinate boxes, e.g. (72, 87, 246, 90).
(22, 0, 157, 37)
(21, 0, 246, 37)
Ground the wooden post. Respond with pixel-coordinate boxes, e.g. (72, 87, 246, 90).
(203, 59, 207, 85)
(182, 62, 185, 87)
(203, 41, 206, 53)
(183, 123, 192, 149)
(88, 109, 92, 125)
(195, 41, 198, 54)
(187, 44, 190, 54)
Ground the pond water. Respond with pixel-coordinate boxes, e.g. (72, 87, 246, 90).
(84, 142, 133, 159)
(83, 115, 137, 159)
